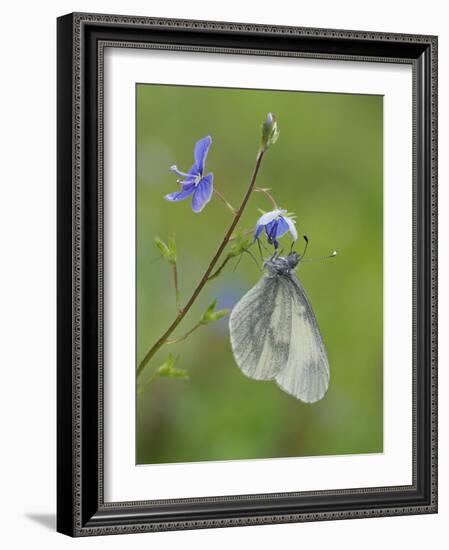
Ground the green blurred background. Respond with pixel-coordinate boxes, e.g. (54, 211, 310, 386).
(136, 84, 383, 464)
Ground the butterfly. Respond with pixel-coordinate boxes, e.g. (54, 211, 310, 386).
(229, 251, 330, 403)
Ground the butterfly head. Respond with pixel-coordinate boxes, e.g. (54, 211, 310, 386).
(265, 251, 300, 276)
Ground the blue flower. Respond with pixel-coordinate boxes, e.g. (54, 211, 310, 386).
(165, 136, 214, 213)
(254, 209, 298, 249)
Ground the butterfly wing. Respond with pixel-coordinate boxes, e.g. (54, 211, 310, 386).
(229, 274, 293, 381)
(229, 271, 329, 403)
(274, 273, 330, 403)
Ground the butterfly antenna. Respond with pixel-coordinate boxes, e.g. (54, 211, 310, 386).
(299, 235, 309, 259)
(301, 250, 338, 263)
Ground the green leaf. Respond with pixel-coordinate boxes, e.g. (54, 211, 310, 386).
(157, 354, 189, 379)
(200, 299, 217, 323)
(154, 236, 170, 256)
(154, 236, 177, 265)
(210, 309, 230, 322)
(200, 299, 230, 325)
(228, 233, 252, 258)
(138, 354, 188, 395)
(167, 237, 177, 260)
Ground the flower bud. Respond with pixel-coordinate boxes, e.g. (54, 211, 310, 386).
(154, 236, 177, 265)
(200, 299, 230, 325)
(261, 112, 280, 151)
(157, 354, 189, 379)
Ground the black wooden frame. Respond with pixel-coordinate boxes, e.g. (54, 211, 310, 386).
(57, 12, 438, 537)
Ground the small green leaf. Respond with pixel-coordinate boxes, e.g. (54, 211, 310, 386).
(161, 367, 189, 379)
(154, 236, 177, 265)
(138, 354, 188, 395)
(200, 299, 230, 325)
(167, 237, 177, 260)
(200, 299, 217, 323)
(154, 236, 170, 256)
(210, 309, 230, 322)
(158, 354, 189, 379)
(157, 353, 176, 375)
(228, 233, 252, 258)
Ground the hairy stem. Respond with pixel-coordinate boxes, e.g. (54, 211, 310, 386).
(137, 149, 266, 378)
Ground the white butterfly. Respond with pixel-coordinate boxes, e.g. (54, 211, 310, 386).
(229, 251, 330, 403)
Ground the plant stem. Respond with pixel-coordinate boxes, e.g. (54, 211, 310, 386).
(166, 322, 202, 344)
(172, 263, 181, 312)
(214, 187, 236, 214)
(137, 369, 160, 394)
(208, 255, 231, 281)
(254, 187, 278, 209)
(137, 148, 266, 378)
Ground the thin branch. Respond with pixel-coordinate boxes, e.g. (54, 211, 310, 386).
(207, 255, 231, 281)
(172, 263, 181, 312)
(137, 369, 160, 394)
(166, 322, 202, 345)
(214, 187, 236, 214)
(254, 187, 278, 209)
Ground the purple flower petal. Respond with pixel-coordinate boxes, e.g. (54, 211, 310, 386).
(253, 222, 265, 241)
(191, 173, 213, 213)
(254, 208, 297, 249)
(165, 183, 195, 202)
(273, 216, 290, 239)
(265, 220, 276, 239)
(256, 209, 287, 227)
(265, 221, 280, 248)
(193, 136, 212, 175)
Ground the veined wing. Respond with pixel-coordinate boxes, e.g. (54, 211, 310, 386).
(274, 273, 330, 403)
(229, 274, 293, 381)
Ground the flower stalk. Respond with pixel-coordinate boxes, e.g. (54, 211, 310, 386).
(214, 187, 236, 214)
(254, 187, 278, 209)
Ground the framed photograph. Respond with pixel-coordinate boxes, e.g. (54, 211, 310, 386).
(57, 12, 438, 536)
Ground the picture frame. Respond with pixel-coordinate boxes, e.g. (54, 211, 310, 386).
(57, 12, 438, 537)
